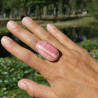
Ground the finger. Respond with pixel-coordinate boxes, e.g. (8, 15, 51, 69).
(7, 21, 41, 52)
(18, 79, 57, 98)
(7, 21, 59, 61)
(22, 17, 70, 54)
(1, 36, 48, 76)
(47, 24, 79, 50)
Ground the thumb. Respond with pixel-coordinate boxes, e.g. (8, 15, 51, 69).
(18, 79, 57, 98)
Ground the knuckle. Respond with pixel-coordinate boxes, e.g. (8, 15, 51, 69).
(46, 68, 64, 81)
(13, 25, 22, 32)
(46, 34, 54, 41)
(80, 48, 89, 55)
(31, 21, 38, 29)
(33, 38, 40, 44)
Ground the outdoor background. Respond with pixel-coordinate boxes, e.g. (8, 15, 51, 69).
(0, 0, 98, 97)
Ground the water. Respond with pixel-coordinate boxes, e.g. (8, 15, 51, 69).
(61, 27, 98, 42)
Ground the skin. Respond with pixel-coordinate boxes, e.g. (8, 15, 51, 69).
(1, 17, 98, 98)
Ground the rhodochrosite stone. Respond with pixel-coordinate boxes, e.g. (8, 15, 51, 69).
(36, 41, 59, 61)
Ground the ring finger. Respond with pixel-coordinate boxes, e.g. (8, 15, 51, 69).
(7, 21, 60, 61)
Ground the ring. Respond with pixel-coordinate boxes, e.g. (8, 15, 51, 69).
(36, 41, 59, 61)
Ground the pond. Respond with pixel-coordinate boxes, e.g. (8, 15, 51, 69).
(61, 26, 98, 42)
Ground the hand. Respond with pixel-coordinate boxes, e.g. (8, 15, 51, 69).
(1, 17, 98, 98)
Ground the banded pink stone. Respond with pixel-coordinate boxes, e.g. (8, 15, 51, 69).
(36, 41, 59, 61)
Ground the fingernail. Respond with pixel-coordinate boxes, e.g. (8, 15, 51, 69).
(36, 41, 59, 61)
(1, 36, 11, 45)
(18, 82, 26, 90)
(47, 24, 55, 31)
(8, 21, 18, 28)
(22, 17, 33, 24)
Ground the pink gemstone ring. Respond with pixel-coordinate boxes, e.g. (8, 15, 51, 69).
(36, 41, 59, 61)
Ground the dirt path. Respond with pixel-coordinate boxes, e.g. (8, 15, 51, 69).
(40, 18, 94, 27)
(41, 21, 86, 27)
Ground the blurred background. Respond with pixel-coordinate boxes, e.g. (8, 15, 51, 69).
(0, 0, 98, 97)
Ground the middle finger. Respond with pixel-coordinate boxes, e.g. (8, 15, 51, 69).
(22, 17, 70, 54)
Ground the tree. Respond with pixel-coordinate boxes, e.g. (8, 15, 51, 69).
(1, 0, 13, 17)
(69, 0, 87, 16)
(0, 0, 89, 19)
(86, 0, 98, 29)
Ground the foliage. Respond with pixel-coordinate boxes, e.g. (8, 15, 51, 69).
(7, 89, 32, 98)
(86, 0, 98, 29)
(0, 27, 8, 33)
(0, 0, 89, 19)
(90, 52, 98, 60)
(0, 57, 49, 97)
(87, 0, 98, 20)
(77, 39, 98, 60)
(77, 40, 98, 51)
